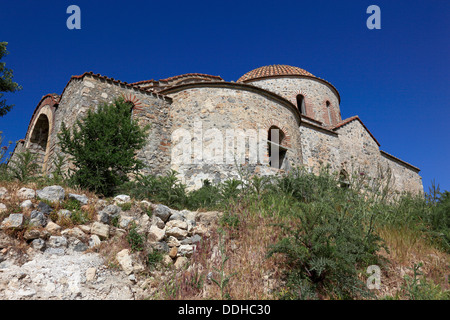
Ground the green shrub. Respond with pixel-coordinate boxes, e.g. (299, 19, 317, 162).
(401, 263, 450, 300)
(127, 222, 145, 252)
(58, 98, 149, 196)
(266, 168, 386, 299)
(121, 170, 187, 209)
(8, 150, 40, 182)
(147, 250, 164, 270)
(186, 179, 221, 210)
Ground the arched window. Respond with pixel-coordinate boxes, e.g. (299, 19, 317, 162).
(296, 94, 306, 115)
(326, 100, 332, 125)
(29, 114, 50, 171)
(268, 126, 287, 169)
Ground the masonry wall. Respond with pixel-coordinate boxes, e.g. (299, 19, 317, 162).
(45, 75, 173, 176)
(380, 153, 423, 195)
(300, 122, 341, 174)
(335, 120, 423, 195)
(166, 85, 303, 189)
(247, 77, 341, 126)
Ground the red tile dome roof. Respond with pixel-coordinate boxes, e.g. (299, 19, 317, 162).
(237, 64, 315, 82)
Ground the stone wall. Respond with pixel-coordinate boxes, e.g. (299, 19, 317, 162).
(335, 119, 422, 195)
(45, 75, 173, 176)
(300, 121, 341, 173)
(164, 84, 303, 189)
(247, 77, 341, 126)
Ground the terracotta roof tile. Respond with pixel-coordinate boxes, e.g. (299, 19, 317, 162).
(237, 65, 314, 82)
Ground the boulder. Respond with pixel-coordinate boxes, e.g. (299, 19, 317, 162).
(0, 203, 6, 213)
(88, 235, 101, 248)
(98, 205, 121, 224)
(20, 200, 33, 209)
(116, 249, 134, 275)
(148, 225, 165, 242)
(91, 222, 110, 240)
(174, 256, 188, 270)
(36, 185, 65, 202)
(45, 221, 61, 234)
(165, 226, 188, 239)
(178, 244, 195, 257)
(119, 216, 135, 229)
(61, 227, 86, 240)
(36, 202, 53, 215)
(31, 238, 45, 251)
(166, 220, 188, 230)
(68, 193, 88, 205)
(17, 187, 36, 200)
(151, 215, 165, 229)
(24, 229, 41, 241)
(47, 236, 68, 248)
(0, 187, 9, 200)
(85, 267, 97, 282)
(195, 211, 221, 226)
(114, 194, 131, 204)
(0, 213, 24, 229)
(29, 210, 47, 227)
(153, 204, 171, 222)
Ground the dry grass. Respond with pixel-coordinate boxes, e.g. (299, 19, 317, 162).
(375, 225, 449, 299)
(155, 207, 289, 300)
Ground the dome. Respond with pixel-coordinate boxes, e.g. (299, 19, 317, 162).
(237, 64, 315, 83)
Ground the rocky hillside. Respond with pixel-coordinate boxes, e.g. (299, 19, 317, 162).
(0, 185, 222, 300)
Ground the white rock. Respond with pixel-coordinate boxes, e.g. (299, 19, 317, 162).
(85, 267, 97, 282)
(61, 227, 86, 240)
(45, 221, 61, 234)
(0, 187, 9, 200)
(88, 235, 101, 248)
(20, 200, 33, 209)
(91, 222, 110, 240)
(68, 193, 88, 205)
(119, 216, 135, 229)
(174, 256, 188, 270)
(148, 225, 165, 242)
(116, 249, 134, 275)
(178, 244, 195, 257)
(166, 220, 188, 230)
(36, 185, 65, 202)
(47, 236, 67, 248)
(0, 203, 6, 213)
(17, 187, 36, 200)
(166, 226, 188, 239)
(114, 194, 131, 204)
(0, 213, 23, 229)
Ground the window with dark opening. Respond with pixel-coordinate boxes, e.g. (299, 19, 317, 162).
(268, 126, 287, 169)
(296, 94, 306, 115)
(326, 100, 332, 125)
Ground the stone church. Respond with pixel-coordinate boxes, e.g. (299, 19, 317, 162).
(10, 64, 423, 194)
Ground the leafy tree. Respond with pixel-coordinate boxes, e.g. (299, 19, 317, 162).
(58, 98, 149, 196)
(0, 42, 22, 117)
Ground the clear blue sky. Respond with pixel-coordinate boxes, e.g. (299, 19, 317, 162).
(0, 0, 449, 192)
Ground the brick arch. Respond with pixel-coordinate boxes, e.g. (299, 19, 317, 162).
(121, 93, 143, 115)
(263, 119, 291, 148)
(26, 105, 54, 173)
(293, 89, 313, 117)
